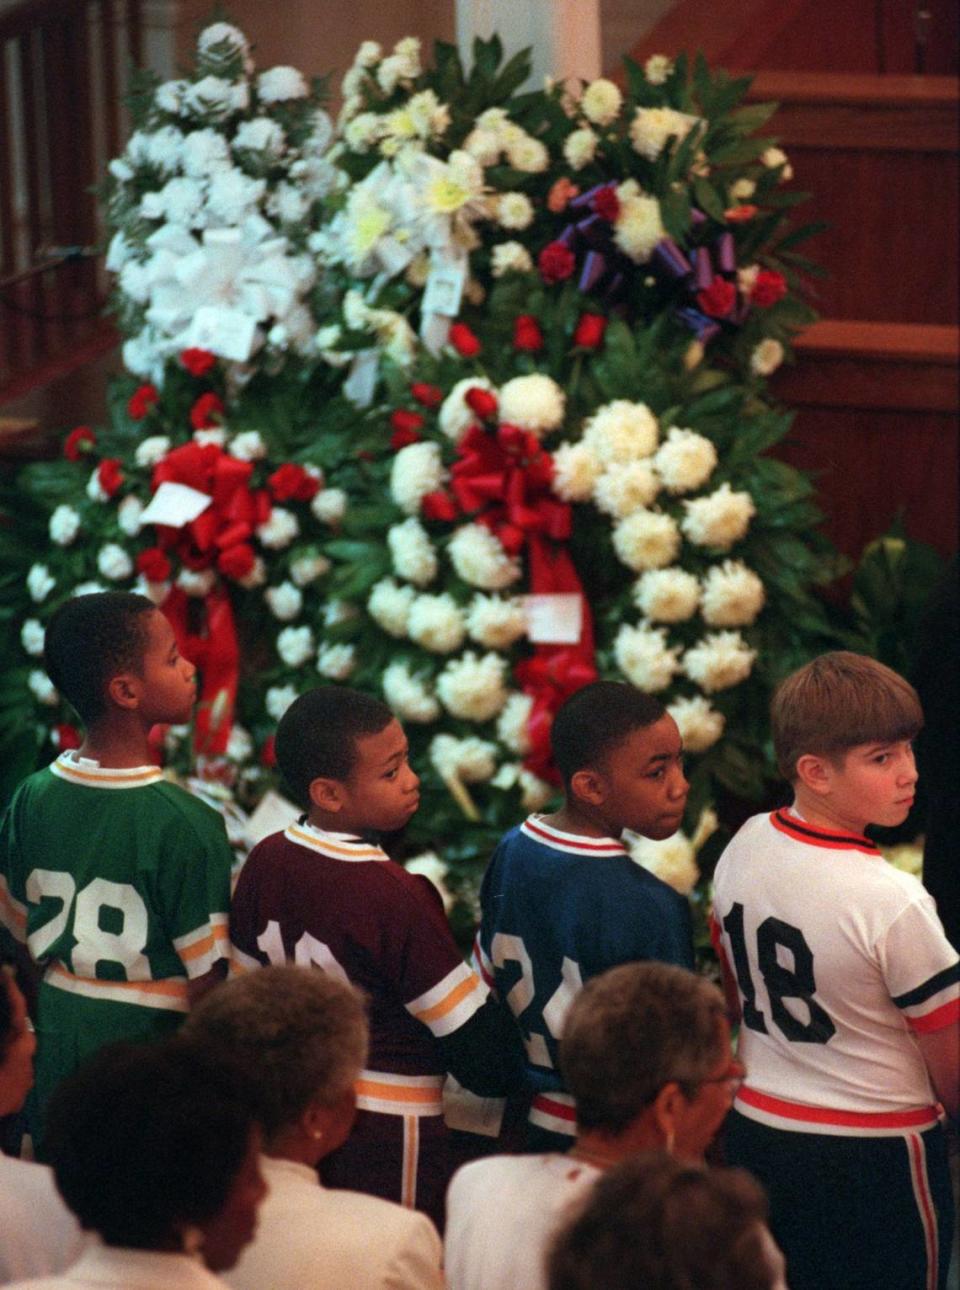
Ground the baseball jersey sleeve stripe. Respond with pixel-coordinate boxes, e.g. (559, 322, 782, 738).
(891, 961, 960, 1009)
(407, 963, 488, 1037)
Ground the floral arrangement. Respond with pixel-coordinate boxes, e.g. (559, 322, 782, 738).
(0, 27, 839, 947)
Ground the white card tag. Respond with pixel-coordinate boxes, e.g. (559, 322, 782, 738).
(139, 481, 211, 528)
(189, 306, 259, 362)
(421, 251, 467, 317)
(244, 789, 300, 848)
(524, 593, 584, 644)
(420, 311, 451, 356)
(343, 349, 380, 407)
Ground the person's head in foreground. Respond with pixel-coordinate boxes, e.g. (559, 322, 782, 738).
(547, 1152, 789, 1290)
(0, 965, 35, 1118)
(275, 686, 420, 835)
(44, 1037, 266, 1272)
(184, 964, 368, 1168)
(771, 650, 922, 834)
(550, 681, 688, 839)
(560, 962, 741, 1162)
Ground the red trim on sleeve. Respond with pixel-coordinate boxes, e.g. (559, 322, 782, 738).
(907, 998, 960, 1034)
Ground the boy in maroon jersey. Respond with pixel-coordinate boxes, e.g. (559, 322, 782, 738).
(230, 687, 523, 1229)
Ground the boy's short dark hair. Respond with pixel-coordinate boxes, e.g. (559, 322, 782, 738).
(275, 686, 395, 808)
(43, 592, 156, 726)
(771, 651, 923, 782)
(551, 681, 666, 787)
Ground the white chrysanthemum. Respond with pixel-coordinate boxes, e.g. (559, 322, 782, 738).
(404, 852, 454, 911)
(390, 441, 445, 515)
(176, 568, 215, 598)
(256, 507, 299, 550)
(449, 523, 522, 590)
(497, 192, 534, 231)
(438, 376, 498, 443)
(700, 560, 766, 627)
(683, 631, 756, 693)
(266, 684, 298, 720)
(258, 66, 308, 103)
(582, 399, 659, 463)
(629, 106, 700, 161)
(155, 79, 188, 115)
(614, 623, 682, 692)
(498, 374, 565, 436)
(20, 618, 45, 656)
(750, 338, 785, 377)
(183, 76, 246, 122)
(311, 488, 347, 525)
(761, 146, 794, 181)
(491, 241, 533, 278)
(496, 691, 533, 754)
(628, 832, 699, 894)
(27, 564, 56, 603)
(644, 54, 674, 85)
(593, 461, 660, 517)
(265, 581, 303, 622)
(388, 518, 438, 587)
(28, 670, 58, 706)
(344, 112, 383, 153)
(159, 177, 205, 226)
(367, 578, 416, 637)
(237, 557, 266, 589)
(268, 181, 312, 224)
(436, 651, 508, 722)
(506, 134, 549, 173)
(71, 582, 106, 597)
(316, 643, 356, 680)
(180, 128, 231, 177)
(634, 567, 701, 623)
(353, 39, 382, 68)
(226, 723, 253, 763)
(681, 483, 756, 551)
(730, 177, 756, 202)
(142, 125, 187, 172)
(667, 694, 725, 753)
(613, 509, 682, 572)
(382, 661, 440, 722)
(323, 600, 359, 628)
(234, 116, 285, 157)
(580, 78, 622, 126)
(229, 431, 268, 462)
(614, 180, 666, 264)
(134, 574, 169, 606)
(737, 264, 759, 297)
(465, 595, 526, 650)
(205, 167, 266, 222)
(491, 762, 552, 809)
(86, 467, 111, 502)
(193, 428, 226, 448)
(49, 505, 81, 546)
(276, 625, 314, 667)
(117, 496, 143, 537)
(134, 435, 171, 468)
(563, 127, 598, 171)
(407, 593, 466, 653)
(97, 544, 134, 581)
(289, 554, 331, 587)
(654, 427, 718, 494)
(197, 21, 248, 58)
(430, 734, 498, 784)
(551, 442, 602, 502)
(462, 127, 501, 166)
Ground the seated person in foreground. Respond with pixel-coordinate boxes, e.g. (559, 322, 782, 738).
(474, 681, 694, 1149)
(6, 1038, 266, 1289)
(444, 962, 742, 1290)
(546, 1153, 789, 1290)
(185, 964, 444, 1290)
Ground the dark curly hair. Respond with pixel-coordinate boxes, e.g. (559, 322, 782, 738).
(550, 681, 667, 788)
(275, 686, 395, 808)
(43, 592, 156, 725)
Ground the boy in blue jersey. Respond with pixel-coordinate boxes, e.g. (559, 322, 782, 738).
(0, 592, 233, 1151)
(474, 681, 694, 1149)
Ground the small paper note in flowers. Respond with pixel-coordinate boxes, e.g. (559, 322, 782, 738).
(188, 305, 258, 362)
(139, 482, 211, 529)
(343, 349, 380, 407)
(524, 593, 584, 644)
(244, 788, 300, 848)
(421, 249, 467, 318)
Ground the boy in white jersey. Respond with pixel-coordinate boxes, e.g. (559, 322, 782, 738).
(0, 592, 233, 1152)
(712, 651, 959, 1290)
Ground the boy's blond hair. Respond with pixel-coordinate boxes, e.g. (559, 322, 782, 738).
(771, 651, 923, 782)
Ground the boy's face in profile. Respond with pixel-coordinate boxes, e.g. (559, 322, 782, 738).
(595, 714, 689, 839)
(333, 718, 421, 835)
(812, 738, 917, 833)
(135, 609, 197, 726)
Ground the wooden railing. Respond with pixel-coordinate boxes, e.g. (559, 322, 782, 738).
(0, 0, 143, 400)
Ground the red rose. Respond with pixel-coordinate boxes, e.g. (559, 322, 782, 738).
(513, 315, 544, 352)
(190, 392, 225, 430)
(56, 724, 81, 751)
(217, 543, 256, 580)
(750, 269, 788, 309)
(97, 458, 124, 497)
(136, 547, 172, 582)
(261, 735, 276, 767)
(573, 314, 607, 348)
(127, 383, 159, 421)
(421, 490, 459, 522)
(268, 463, 319, 503)
(696, 276, 737, 319)
(64, 426, 96, 460)
(538, 241, 576, 285)
(592, 185, 620, 222)
(390, 409, 425, 437)
(411, 382, 443, 408)
(180, 348, 217, 377)
(449, 323, 481, 357)
(465, 387, 498, 419)
(724, 204, 758, 223)
(390, 426, 421, 450)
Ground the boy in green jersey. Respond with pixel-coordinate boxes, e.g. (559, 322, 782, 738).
(0, 592, 234, 1151)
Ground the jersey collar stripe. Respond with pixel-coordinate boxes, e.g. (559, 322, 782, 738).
(737, 1085, 939, 1130)
(770, 809, 879, 854)
(522, 817, 625, 856)
(891, 961, 960, 1010)
(285, 824, 387, 862)
(50, 756, 164, 788)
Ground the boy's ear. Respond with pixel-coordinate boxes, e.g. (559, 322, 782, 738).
(309, 776, 346, 813)
(107, 672, 142, 712)
(570, 766, 607, 806)
(795, 752, 833, 796)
